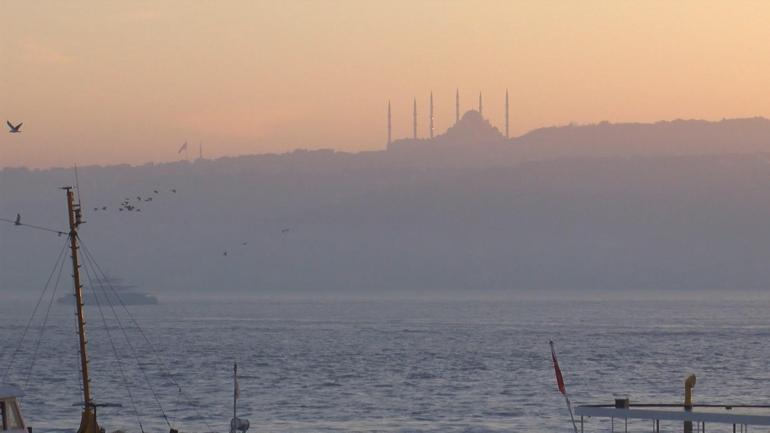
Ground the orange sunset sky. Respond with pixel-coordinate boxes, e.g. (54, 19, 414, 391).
(3, 1, 770, 168)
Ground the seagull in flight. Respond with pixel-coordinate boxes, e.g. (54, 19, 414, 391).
(6, 121, 22, 133)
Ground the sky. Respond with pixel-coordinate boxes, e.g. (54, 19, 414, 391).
(3, 1, 770, 168)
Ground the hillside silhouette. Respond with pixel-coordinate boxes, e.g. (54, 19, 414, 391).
(387, 115, 770, 165)
(4, 116, 770, 295)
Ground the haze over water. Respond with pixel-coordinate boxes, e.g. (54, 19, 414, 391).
(4, 297, 770, 433)
(6, 2, 770, 433)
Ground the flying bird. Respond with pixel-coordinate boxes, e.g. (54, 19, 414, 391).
(153, 190, 159, 194)
(102, 206, 107, 210)
(14, 214, 21, 226)
(171, 189, 177, 193)
(281, 228, 290, 233)
(6, 121, 22, 133)
(223, 251, 228, 256)
(242, 242, 248, 246)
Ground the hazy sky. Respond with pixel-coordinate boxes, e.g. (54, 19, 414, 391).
(3, 1, 770, 168)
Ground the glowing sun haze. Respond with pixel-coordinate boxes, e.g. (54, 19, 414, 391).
(3, 1, 770, 168)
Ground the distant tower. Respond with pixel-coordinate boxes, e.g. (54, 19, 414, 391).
(413, 97, 417, 139)
(387, 100, 392, 145)
(429, 91, 434, 139)
(479, 92, 483, 117)
(455, 88, 460, 123)
(505, 89, 509, 138)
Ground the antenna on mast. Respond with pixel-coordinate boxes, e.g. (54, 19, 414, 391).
(73, 164, 85, 220)
(74, 164, 80, 201)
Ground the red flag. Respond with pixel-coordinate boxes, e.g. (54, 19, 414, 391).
(550, 341, 566, 395)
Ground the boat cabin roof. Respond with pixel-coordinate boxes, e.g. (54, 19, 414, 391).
(576, 405, 770, 426)
(0, 386, 23, 400)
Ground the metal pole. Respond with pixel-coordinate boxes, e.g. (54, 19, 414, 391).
(67, 188, 90, 405)
(233, 362, 237, 430)
(66, 188, 100, 433)
(564, 394, 578, 433)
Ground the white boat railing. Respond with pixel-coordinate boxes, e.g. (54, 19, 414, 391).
(575, 404, 770, 433)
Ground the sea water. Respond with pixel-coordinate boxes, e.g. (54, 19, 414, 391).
(2, 297, 770, 433)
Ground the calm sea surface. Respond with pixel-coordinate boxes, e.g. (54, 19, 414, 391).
(2, 297, 770, 433)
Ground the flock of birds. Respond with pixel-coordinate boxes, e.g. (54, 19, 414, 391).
(91, 188, 178, 213)
(6, 120, 294, 256)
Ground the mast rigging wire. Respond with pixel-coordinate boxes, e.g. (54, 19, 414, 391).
(79, 239, 217, 433)
(78, 242, 172, 429)
(1, 237, 69, 383)
(0, 216, 66, 236)
(23, 239, 69, 389)
(81, 255, 146, 433)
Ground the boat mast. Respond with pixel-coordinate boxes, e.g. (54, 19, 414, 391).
(64, 187, 101, 433)
(233, 362, 237, 426)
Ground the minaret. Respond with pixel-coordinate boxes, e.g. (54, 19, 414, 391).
(505, 89, 509, 138)
(479, 92, 483, 117)
(455, 88, 460, 123)
(413, 97, 417, 139)
(429, 92, 434, 139)
(387, 100, 392, 145)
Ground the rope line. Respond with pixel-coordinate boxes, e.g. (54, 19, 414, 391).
(79, 239, 172, 429)
(79, 239, 217, 433)
(73, 280, 85, 405)
(0, 217, 66, 236)
(1, 237, 69, 383)
(23, 240, 69, 389)
(81, 256, 146, 433)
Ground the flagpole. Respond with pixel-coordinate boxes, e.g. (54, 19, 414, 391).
(233, 362, 237, 427)
(230, 361, 237, 433)
(564, 393, 578, 433)
(550, 341, 579, 433)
